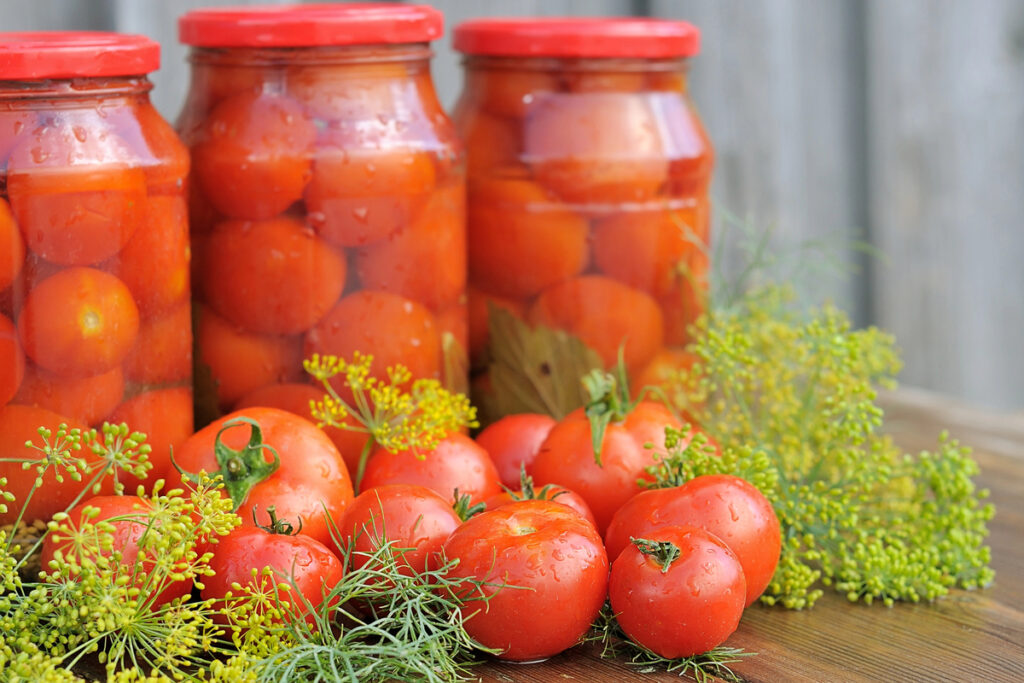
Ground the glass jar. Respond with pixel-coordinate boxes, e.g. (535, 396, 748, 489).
(0, 32, 193, 505)
(177, 5, 465, 468)
(453, 19, 712, 411)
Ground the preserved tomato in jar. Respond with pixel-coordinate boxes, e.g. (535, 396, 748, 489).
(0, 32, 193, 483)
(453, 19, 712, 409)
(177, 5, 466, 435)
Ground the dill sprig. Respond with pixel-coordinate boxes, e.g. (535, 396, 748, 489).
(221, 532, 501, 682)
(305, 352, 478, 490)
(653, 286, 995, 608)
(586, 603, 753, 682)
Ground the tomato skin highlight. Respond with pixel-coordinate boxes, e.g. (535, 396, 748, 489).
(531, 402, 682, 534)
(170, 407, 354, 550)
(606, 475, 781, 606)
(40, 495, 193, 609)
(361, 432, 501, 505)
(339, 484, 461, 575)
(442, 500, 609, 662)
(474, 412, 556, 488)
(202, 524, 344, 625)
(17, 267, 139, 377)
(609, 525, 746, 658)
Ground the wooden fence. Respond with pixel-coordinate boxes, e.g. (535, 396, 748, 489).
(8, 0, 1023, 410)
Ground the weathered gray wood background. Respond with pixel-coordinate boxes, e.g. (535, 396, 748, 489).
(11, 0, 1023, 410)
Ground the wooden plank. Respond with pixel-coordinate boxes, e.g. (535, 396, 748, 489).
(864, 0, 1024, 410)
(650, 0, 869, 322)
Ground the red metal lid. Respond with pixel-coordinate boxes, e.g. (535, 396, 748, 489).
(0, 32, 160, 79)
(453, 17, 700, 58)
(179, 3, 444, 48)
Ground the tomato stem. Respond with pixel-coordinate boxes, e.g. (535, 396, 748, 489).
(253, 504, 302, 535)
(632, 537, 682, 573)
(452, 489, 486, 521)
(582, 353, 635, 467)
(192, 417, 281, 512)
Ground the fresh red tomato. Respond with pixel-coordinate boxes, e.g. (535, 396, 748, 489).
(609, 525, 746, 658)
(441, 500, 608, 662)
(339, 484, 461, 575)
(202, 515, 344, 625)
(40, 495, 193, 609)
(606, 475, 780, 606)
(0, 405, 89, 525)
(361, 432, 501, 505)
(201, 216, 347, 335)
(17, 267, 139, 377)
(474, 413, 557, 489)
(531, 399, 683, 534)
(170, 407, 354, 550)
(191, 91, 316, 221)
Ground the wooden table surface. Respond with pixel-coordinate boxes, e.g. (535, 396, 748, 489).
(474, 388, 1024, 683)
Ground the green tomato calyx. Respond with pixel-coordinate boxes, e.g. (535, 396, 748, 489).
(633, 537, 682, 574)
(211, 416, 280, 511)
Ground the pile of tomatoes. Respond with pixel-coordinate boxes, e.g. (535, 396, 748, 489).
(177, 54, 468, 426)
(44, 388, 779, 663)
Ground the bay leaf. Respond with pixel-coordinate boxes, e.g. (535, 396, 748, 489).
(484, 305, 604, 421)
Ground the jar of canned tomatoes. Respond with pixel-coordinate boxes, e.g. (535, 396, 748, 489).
(453, 19, 712, 403)
(0, 32, 193, 504)
(177, 4, 465, 467)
